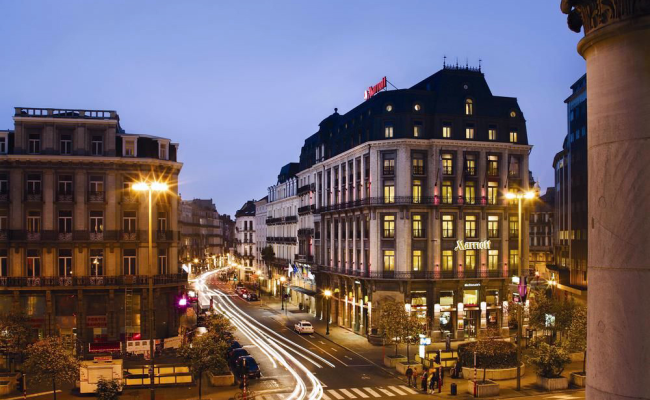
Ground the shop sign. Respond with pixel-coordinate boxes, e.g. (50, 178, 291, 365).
(86, 315, 107, 328)
(93, 356, 112, 362)
(364, 76, 387, 100)
(454, 240, 491, 251)
(464, 283, 481, 287)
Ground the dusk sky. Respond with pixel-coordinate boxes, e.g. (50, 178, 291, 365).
(0, 1, 585, 216)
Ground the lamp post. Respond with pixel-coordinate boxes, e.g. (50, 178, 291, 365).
(132, 180, 169, 400)
(256, 270, 262, 298)
(504, 189, 536, 391)
(280, 276, 286, 311)
(323, 289, 332, 335)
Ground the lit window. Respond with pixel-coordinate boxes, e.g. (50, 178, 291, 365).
(412, 250, 422, 271)
(465, 99, 473, 116)
(412, 215, 424, 238)
(465, 126, 475, 139)
(442, 124, 451, 138)
(90, 249, 104, 276)
(509, 215, 519, 237)
(509, 156, 520, 177)
(383, 158, 395, 175)
(384, 123, 394, 138)
(465, 250, 477, 271)
(487, 182, 498, 205)
(442, 180, 453, 204)
(383, 181, 395, 204)
(413, 122, 422, 137)
(487, 155, 499, 176)
(488, 126, 497, 141)
(27, 249, 40, 277)
(465, 215, 477, 238)
(442, 153, 453, 175)
(509, 249, 519, 270)
(27, 211, 41, 233)
(412, 179, 422, 204)
(465, 182, 476, 204)
(412, 157, 424, 175)
(383, 250, 395, 271)
(442, 250, 454, 271)
(488, 250, 499, 270)
(442, 214, 454, 238)
(488, 215, 499, 237)
(383, 215, 395, 238)
(465, 155, 476, 175)
(510, 130, 518, 143)
(124, 138, 136, 157)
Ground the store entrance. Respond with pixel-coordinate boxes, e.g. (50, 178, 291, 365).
(465, 310, 479, 338)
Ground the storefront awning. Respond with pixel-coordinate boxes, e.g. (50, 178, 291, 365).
(289, 286, 317, 297)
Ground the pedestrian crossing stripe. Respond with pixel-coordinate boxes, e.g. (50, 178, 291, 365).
(351, 388, 369, 398)
(338, 389, 356, 399)
(387, 386, 406, 396)
(362, 388, 381, 397)
(377, 388, 396, 397)
(261, 385, 417, 400)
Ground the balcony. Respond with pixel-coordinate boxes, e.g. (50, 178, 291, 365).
(90, 232, 104, 241)
(122, 193, 139, 204)
(297, 183, 315, 196)
(25, 191, 42, 202)
(58, 232, 73, 241)
(27, 231, 41, 241)
(0, 274, 187, 288)
(298, 228, 314, 237)
(317, 268, 508, 280)
(298, 205, 315, 215)
(88, 191, 105, 203)
(57, 192, 74, 202)
(156, 230, 174, 241)
(121, 231, 138, 241)
(295, 254, 314, 263)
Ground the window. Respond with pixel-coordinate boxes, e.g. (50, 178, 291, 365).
(157, 212, 168, 232)
(442, 123, 451, 138)
(465, 181, 476, 204)
(91, 135, 103, 156)
(384, 123, 394, 138)
(383, 158, 395, 175)
(159, 142, 168, 160)
(0, 174, 7, 194)
(465, 250, 477, 271)
(488, 250, 499, 270)
(58, 249, 73, 277)
(27, 174, 41, 194)
(383, 250, 395, 271)
(413, 215, 424, 238)
(442, 153, 453, 175)
(383, 215, 395, 238)
(488, 126, 497, 141)
(465, 99, 473, 115)
(412, 179, 422, 203)
(90, 249, 104, 276)
(442, 180, 453, 204)
(90, 211, 104, 233)
(488, 215, 499, 237)
(487, 181, 499, 205)
(465, 125, 475, 139)
(123, 249, 137, 275)
(0, 212, 6, 231)
(442, 250, 454, 271)
(383, 181, 395, 204)
(442, 214, 454, 238)
(27, 249, 40, 277)
(89, 176, 104, 193)
(158, 248, 168, 274)
(412, 250, 423, 271)
(487, 155, 499, 176)
(412, 157, 424, 175)
(58, 210, 72, 233)
(465, 215, 477, 238)
(413, 122, 422, 138)
(123, 211, 137, 233)
(509, 249, 519, 270)
(509, 156, 520, 178)
(0, 136, 6, 154)
(509, 215, 519, 237)
(510, 130, 518, 143)
(124, 138, 136, 157)
(27, 211, 41, 233)
(58, 175, 73, 195)
(60, 134, 72, 155)
(465, 154, 476, 175)
(0, 249, 7, 276)
(28, 134, 41, 154)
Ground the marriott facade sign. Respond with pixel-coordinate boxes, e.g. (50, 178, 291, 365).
(454, 240, 492, 251)
(364, 76, 387, 100)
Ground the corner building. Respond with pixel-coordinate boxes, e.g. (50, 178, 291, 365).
(0, 107, 183, 350)
(298, 67, 532, 340)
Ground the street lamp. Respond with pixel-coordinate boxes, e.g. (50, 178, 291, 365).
(280, 276, 286, 311)
(323, 289, 332, 335)
(504, 189, 536, 391)
(132, 180, 169, 400)
(256, 270, 263, 298)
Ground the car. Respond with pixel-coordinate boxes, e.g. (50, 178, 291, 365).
(228, 348, 250, 365)
(234, 356, 261, 379)
(225, 340, 241, 356)
(294, 320, 314, 334)
(247, 293, 258, 301)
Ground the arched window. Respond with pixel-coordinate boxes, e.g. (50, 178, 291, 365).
(465, 99, 473, 115)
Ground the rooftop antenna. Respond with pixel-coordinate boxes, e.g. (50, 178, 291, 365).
(334, 108, 338, 113)
(443, 55, 447, 68)
(479, 59, 482, 72)
(466, 58, 469, 69)
(455, 58, 459, 68)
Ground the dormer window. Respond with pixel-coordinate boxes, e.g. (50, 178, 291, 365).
(465, 99, 474, 116)
(124, 138, 136, 157)
(91, 135, 103, 156)
(159, 142, 168, 160)
(28, 134, 41, 154)
(0, 133, 7, 154)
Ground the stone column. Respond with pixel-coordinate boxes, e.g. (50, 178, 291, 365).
(560, 3, 650, 400)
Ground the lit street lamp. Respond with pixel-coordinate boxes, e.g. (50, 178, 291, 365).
(504, 189, 536, 391)
(132, 180, 169, 400)
(323, 289, 332, 335)
(280, 276, 286, 312)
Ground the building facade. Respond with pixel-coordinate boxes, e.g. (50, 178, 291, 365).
(235, 200, 256, 279)
(0, 107, 184, 350)
(551, 74, 587, 299)
(219, 214, 236, 254)
(297, 66, 532, 340)
(254, 196, 268, 288)
(529, 188, 554, 278)
(179, 198, 223, 268)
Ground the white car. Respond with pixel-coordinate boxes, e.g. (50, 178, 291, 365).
(294, 320, 314, 334)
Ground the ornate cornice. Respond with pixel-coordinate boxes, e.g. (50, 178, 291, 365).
(561, 0, 650, 34)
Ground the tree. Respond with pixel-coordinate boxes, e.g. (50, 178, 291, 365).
(528, 289, 576, 344)
(402, 313, 428, 363)
(563, 304, 587, 373)
(0, 311, 34, 371)
(460, 328, 516, 382)
(261, 245, 275, 267)
(96, 378, 121, 400)
(378, 301, 406, 356)
(178, 334, 230, 400)
(23, 337, 80, 400)
(526, 342, 571, 378)
(204, 313, 236, 343)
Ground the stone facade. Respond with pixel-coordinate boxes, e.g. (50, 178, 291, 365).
(179, 198, 223, 266)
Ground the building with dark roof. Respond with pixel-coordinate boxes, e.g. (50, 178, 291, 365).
(235, 200, 257, 275)
(179, 198, 223, 267)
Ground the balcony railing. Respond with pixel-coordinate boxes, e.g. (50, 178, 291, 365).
(156, 230, 174, 241)
(15, 107, 118, 120)
(298, 228, 314, 237)
(266, 236, 297, 245)
(122, 194, 139, 204)
(316, 195, 506, 213)
(58, 232, 73, 241)
(298, 205, 316, 215)
(295, 254, 315, 263)
(57, 192, 74, 202)
(266, 215, 298, 225)
(27, 231, 41, 241)
(88, 191, 105, 202)
(25, 191, 42, 202)
(121, 231, 138, 241)
(0, 274, 187, 288)
(90, 232, 104, 241)
(297, 183, 315, 196)
(318, 268, 508, 280)
(0, 231, 7, 241)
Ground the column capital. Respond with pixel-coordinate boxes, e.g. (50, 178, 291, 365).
(561, 0, 650, 35)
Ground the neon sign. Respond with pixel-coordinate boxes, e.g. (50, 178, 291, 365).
(454, 240, 491, 251)
(364, 76, 387, 100)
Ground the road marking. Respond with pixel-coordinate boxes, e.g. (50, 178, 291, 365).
(388, 386, 407, 395)
(321, 393, 332, 400)
(339, 389, 357, 398)
(319, 341, 326, 344)
(328, 389, 345, 400)
(4, 391, 62, 400)
(331, 347, 338, 352)
(378, 388, 396, 397)
(363, 388, 381, 398)
(400, 385, 419, 394)
(344, 355, 353, 360)
(351, 388, 369, 398)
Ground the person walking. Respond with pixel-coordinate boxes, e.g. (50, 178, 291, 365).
(405, 366, 413, 387)
(412, 370, 419, 389)
(421, 370, 428, 393)
(428, 369, 437, 394)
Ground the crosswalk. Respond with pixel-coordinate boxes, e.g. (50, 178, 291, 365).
(257, 385, 419, 400)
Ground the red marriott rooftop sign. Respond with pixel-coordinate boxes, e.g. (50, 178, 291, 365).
(364, 76, 387, 100)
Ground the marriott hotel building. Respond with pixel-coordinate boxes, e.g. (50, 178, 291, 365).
(296, 66, 532, 340)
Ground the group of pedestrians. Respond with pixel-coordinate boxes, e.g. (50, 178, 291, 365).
(405, 366, 443, 394)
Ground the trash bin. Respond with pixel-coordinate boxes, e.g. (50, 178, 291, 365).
(450, 383, 457, 395)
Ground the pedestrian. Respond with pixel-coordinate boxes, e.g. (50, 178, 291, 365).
(412, 370, 419, 389)
(421, 370, 428, 392)
(428, 369, 437, 394)
(405, 366, 413, 387)
(445, 333, 451, 352)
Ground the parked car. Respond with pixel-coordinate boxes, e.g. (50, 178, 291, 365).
(294, 320, 314, 334)
(228, 348, 250, 366)
(226, 341, 242, 356)
(247, 293, 258, 301)
(235, 356, 261, 379)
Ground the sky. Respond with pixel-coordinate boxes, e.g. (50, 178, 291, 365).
(0, 1, 585, 216)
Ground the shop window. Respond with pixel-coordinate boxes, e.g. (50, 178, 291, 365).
(439, 291, 454, 308)
(463, 290, 478, 306)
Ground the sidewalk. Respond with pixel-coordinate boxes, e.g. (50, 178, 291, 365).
(259, 294, 586, 399)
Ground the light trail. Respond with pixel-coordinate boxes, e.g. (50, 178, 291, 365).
(194, 269, 326, 400)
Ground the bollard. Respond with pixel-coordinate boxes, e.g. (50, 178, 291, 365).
(451, 383, 457, 396)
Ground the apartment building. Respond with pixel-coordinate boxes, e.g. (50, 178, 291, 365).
(0, 107, 183, 351)
(235, 200, 256, 280)
(529, 188, 555, 277)
(179, 198, 223, 267)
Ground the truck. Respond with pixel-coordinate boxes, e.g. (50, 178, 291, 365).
(79, 358, 123, 394)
